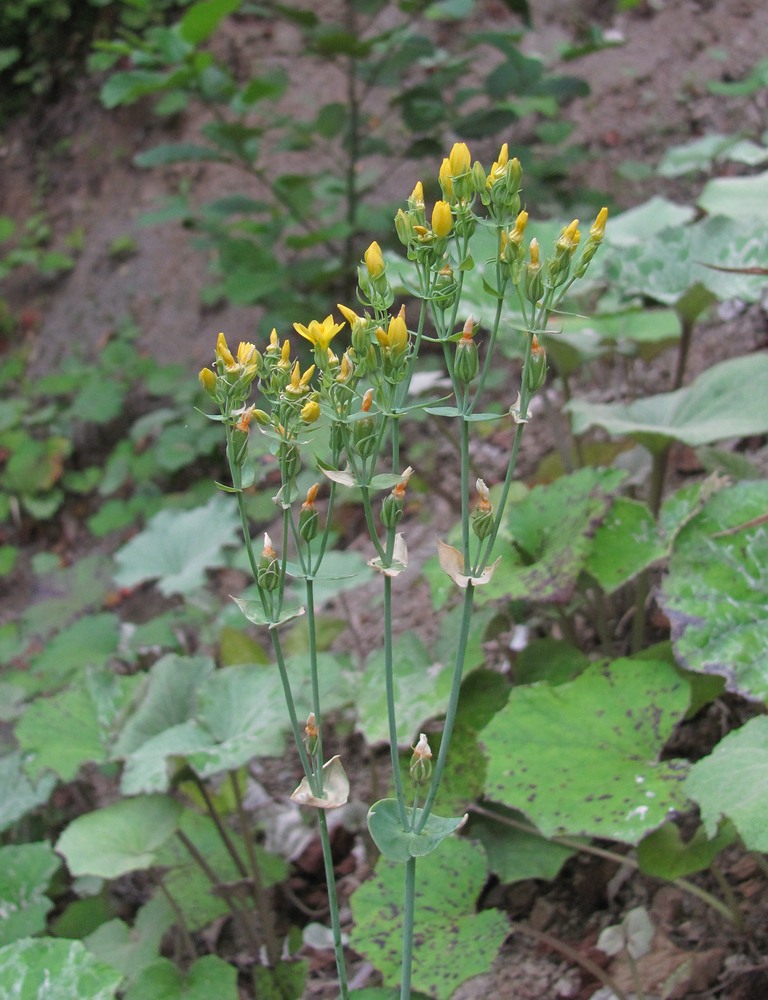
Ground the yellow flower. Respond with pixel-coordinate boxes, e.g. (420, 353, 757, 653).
(438, 158, 453, 198)
(448, 141, 471, 177)
(409, 181, 425, 210)
(364, 241, 385, 278)
(529, 238, 540, 266)
(431, 200, 453, 239)
(301, 399, 321, 423)
(215, 332, 237, 371)
(375, 305, 408, 355)
(486, 142, 509, 187)
(590, 206, 608, 241)
(237, 341, 257, 365)
(337, 303, 362, 328)
(285, 360, 316, 396)
(198, 367, 217, 395)
(557, 219, 581, 255)
(293, 315, 344, 353)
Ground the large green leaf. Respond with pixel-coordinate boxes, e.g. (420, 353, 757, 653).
(14, 613, 120, 697)
(568, 354, 768, 453)
(481, 658, 691, 844)
(367, 799, 466, 861)
(114, 495, 239, 596)
(480, 467, 626, 604)
(0, 753, 56, 833)
(685, 716, 768, 853)
(115, 656, 291, 793)
(584, 496, 667, 594)
(637, 818, 736, 880)
(56, 795, 183, 879)
(155, 809, 286, 931)
(0, 842, 60, 946)
(469, 805, 580, 884)
(349, 838, 508, 1000)
(84, 896, 175, 986)
(0, 937, 123, 999)
(660, 480, 768, 701)
(697, 169, 768, 222)
(123, 955, 238, 1000)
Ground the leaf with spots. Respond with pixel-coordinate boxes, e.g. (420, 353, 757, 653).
(349, 837, 508, 1000)
(478, 467, 626, 606)
(481, 658, 691, 844)
(659, 479, 768, 702)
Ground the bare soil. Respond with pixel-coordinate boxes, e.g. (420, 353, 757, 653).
(1, 1, 768, 998)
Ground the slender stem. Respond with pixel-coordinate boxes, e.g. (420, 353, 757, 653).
(399, 858, 417, 1000)
(305, 577, 325, 781)
(157, 881, 196, 965)
(269, 629, 318, 794)
(415, 583, 475, 831)
(192, 775, 248, 880)
(384, 575, 409, 826)
(317, 809, 351, 1000)
(631, 446, 669, 653)
(229, 770, 280, 967)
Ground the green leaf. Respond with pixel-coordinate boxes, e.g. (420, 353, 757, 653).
(21, 554, 115, 638)
(659, 480, 768, 701)
(568, 354, 768, 454)
(585, 496, 667, 594)
(0, 842, 60, 946)
(179, 0, 241, 45)
(56, 795, 183, 879)
(637, 818, 737, 879)
(482, 658, 691, 844)
(16, 683, 105, 781)
(367, 799, 466, 861)
(349, 837, 508, 1000)
(480, 467, 626, 604)
(469, 805, 580, 884)
(134, 142, 228, 168)
(0, 753, 56, 833)
(697, 169, 768, 221)
(513, 638, 588, 686)
(123, 955, 238, 1000)
(604, 196, 696, 247)
(0, 938, 123, 999)
(84, 895, 175, 986)
(155, 809, 286, 931)
(15, 613, 120, 697)
(114, 495, 239, 596)
(685, 716, 768, 852)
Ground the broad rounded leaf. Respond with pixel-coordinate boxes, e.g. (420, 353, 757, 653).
(367, 798, 466, 861)
(585, 496, 667, 594)
(123, 955, 238, 1000)
(0, 753, 56, 833)
(0, 938, 123, 999)
(637, 818, 736, 880)
(114, 495, 239, 596)
(0, 842, 60, 946)
(568, 354, 768, 453)
(685, 715, 768, 852)
(469, 805, 581, 884)
(482, 658, 690, 844)
(56, 795, 183, 878)
(660, 480, 768, 700)
(350, 837, 508, 1000)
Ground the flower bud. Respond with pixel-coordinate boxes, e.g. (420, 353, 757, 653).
(199, 367, 217, 396)
(304, 713, 319, 756)
(257, 533, 280, 591)
(524, 238, 543, 303)
(431, 200, 452, 239)
(364, 240, 385, 279)
(381, 466, 412, 528)
(301, 398, 321, 423)
(299, 483, 320, 542)
(410, 733, 433, 787)
(433, 265, 457, 309)
(454, 317, 479, 385)
(278, 441, 301, 480)
(471, 478, 494, 540)
(352, 414, 377, 458)
(526, 335, 547, 393)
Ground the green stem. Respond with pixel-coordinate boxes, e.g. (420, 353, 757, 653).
(157, 881, 196, 965)
(384, 574, 409, 826)
(193, 774, 248, 880)
(631, 447, 669, 654)
(399, 858, 417, 1000)
(415, 584, 474, 831)
(317, 809, 350, 1000)
(305, 577, 325, 783)
(269, 628, 318, 795)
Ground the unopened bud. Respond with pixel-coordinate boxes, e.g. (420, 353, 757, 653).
(199, 367, 218, 396)
(454, 317, 479, 385)
(526, 335, 547, 392)
(471, 478, 494, 539)
(410, 733, 433, 787)
(299, 483, 320, 542)
(257, 533, 280, 591)
(304, 713, 319, 756)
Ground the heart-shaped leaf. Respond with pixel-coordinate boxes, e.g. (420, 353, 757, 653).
(122, 955, 239, 1000)
(482, 658, 691, 844)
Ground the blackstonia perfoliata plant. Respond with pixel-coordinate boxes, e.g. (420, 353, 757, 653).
(200, 142, 607, 999)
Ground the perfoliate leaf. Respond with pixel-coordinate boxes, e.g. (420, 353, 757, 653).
(482, 658, 691, 844)
(367, 799, 467, 861)
(291, 756, 349, 809)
